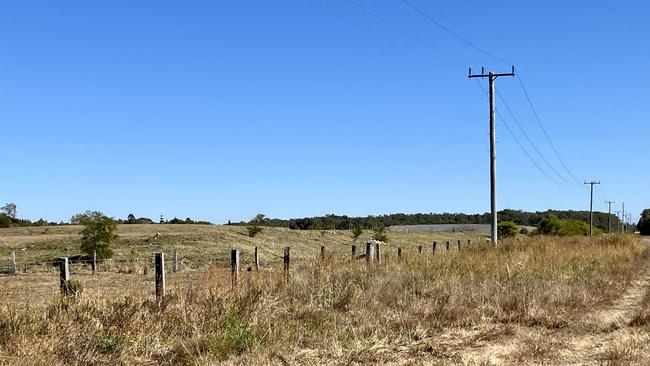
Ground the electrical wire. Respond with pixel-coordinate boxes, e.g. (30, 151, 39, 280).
(474, 80, 565, 187)
(400, 0, 513, 66)
(496, 90, 573, 187)
(311, 1, 463, 68)
(346, 0, 476, 67)
(516, 73, 582, 186)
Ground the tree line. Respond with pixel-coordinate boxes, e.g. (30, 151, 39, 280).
(235, 209, 620, 231)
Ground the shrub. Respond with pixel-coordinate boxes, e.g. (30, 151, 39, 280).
(497, 221, 519, 238)
(371, 225, 388, 242)
(351, 226, 364, 241)
(76, 211, 117, 259)
(247, 225, 262, 238)
(638, 209, 650, 236)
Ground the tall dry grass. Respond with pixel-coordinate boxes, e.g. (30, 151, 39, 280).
(0, 235, 645, 365)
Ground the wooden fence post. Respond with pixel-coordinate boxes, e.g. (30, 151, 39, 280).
(11, 252, 16, 277)
(91, 250, 97, 275)
(320, 246, 326, 261)
(59, 257, 69, 295)
(468, 239, 471, 247)
(351, 244, 357, 260)
(397, 247, 402, 260)
(173, 248, 179, 273)
(446, 241, 450, 251)
(418, 245, 423, 255)
(231, 249, 239, 287)
(254, 246, 260, 271)
(283, 247, 290, 282)
(365, 242, 374, 264)
(457, 240, 461, 251)
(155, 252, 165, 301)
(375, 242, 381, 264)
(432, 241, 437, 254)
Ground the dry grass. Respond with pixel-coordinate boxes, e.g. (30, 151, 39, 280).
(0, 231, 646, 365)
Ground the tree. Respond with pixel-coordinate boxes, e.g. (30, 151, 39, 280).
(638, 209, 650, 236)
(497, 221, 519, 239)
(127, 214, 136, 224)
(76, 211, 117, 259)
(1, 203, 17, 219)
(351, 226, 364, 241)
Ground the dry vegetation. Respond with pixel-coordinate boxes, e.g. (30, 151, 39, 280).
(1, 226, 649, 365)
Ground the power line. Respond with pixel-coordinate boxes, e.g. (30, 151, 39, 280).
(311, 1, 461, 67)
(474, 80, 565, 188)
(496, 90, 573, 187)
(400, 0, 512, 66)
(346, 0, 475, 67)
(516, 73, 582, 186)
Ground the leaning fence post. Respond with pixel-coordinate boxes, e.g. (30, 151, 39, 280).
(418, 245, 423, 255)
(59, 257, 69, 295)
(446, 241, 450, 251)
(432, 241, 437, 254)
(254, 246, 260, 271)
(154, 252, 165, 301)
(173, 248, 179, 273)
(457, 240, 461, 251)
(365, 242, 374, 264)
(11, 252, 17, 277)
(283, 247, 290, 282)
(320, 246, 326, 261)
(231, 249, 239, 287)
(91, 250, 97, 275)
(351, 244, 357, 259)
(375, 242, 381, 264)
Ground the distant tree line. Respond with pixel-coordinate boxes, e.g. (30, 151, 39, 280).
(235, 209, 619, 231)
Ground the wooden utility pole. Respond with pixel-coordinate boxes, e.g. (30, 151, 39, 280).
(584, 181, 600, 236)
(606, 201, 615, 234)
(469, 66, 516, 245)
(622, 202, 625, 234)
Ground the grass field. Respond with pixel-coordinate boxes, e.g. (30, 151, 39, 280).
(1, 226, 650, 365)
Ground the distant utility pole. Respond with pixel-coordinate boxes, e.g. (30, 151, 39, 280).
(606, 201, 615, 234)
(615, 210, 621, 233)
(584, 181, 600, 237)
(469, 66, 516, 245)
(621, 202, 625, 234)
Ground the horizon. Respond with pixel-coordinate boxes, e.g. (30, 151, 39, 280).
(2, 1, 648, 224)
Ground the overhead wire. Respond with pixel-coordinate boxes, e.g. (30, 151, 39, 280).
(474, 80, 565, 187)
(516, 73, 583, 186)
(496, 90, 574, 187)
(311, 1, 465, 68)
(346, 0, 476, 67)
(399, 0, 513, 66)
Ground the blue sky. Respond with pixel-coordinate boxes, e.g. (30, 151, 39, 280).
(2, 0, 648, 224)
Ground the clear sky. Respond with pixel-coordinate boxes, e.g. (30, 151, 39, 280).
(2, 1, 648, 224)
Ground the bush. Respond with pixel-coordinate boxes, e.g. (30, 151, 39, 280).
(497, 221, 519, 238)
(520, 227, 530, 235)
(639, 209, 650, 236)
(247, 226, 262, 238)
(371, 225, 388, 242)
(537, 214, 592, 236)
(76, 211, 117, 259)
(351, 226, 364, 241)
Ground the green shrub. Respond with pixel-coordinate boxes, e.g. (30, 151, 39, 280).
(351, 226, 364, 241)
(371, 225, 388, 242)
(247, 225, 262, 238)
(497, 221, 519, 238)
(638, 209, 650, 236)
